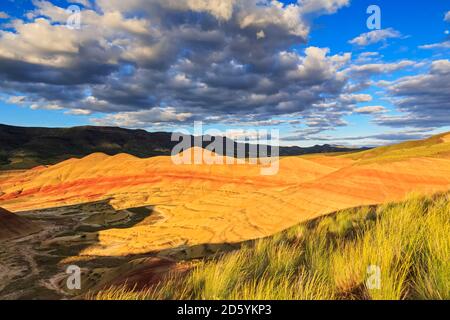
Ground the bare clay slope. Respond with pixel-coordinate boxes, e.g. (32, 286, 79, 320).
(0, 207, 40, 240)
(0, 133, 450, 256)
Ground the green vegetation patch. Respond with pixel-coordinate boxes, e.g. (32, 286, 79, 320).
(93, 192, 450, 300)
(342, 133, 450, 164)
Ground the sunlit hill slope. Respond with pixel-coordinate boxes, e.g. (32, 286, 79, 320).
(1, 132, 450, 257)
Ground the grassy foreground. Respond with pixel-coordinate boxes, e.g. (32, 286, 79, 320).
(93, 192, 449, 300)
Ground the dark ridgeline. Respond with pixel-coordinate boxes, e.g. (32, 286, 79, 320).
(0, 124, 368, 169)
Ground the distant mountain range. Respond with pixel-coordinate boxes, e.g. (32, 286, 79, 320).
(0, 124, 368, 169)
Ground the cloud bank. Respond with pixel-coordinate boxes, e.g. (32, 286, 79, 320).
(0, 0, 448, 141)
(0, 0, 362, 131)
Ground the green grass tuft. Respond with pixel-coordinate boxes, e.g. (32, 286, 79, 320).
(93, 192, 450, 300)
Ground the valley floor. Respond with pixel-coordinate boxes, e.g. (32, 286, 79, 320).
(0, 201, 158, 299)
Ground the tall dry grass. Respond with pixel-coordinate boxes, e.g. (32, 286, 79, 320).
(93, 192, 449, 300)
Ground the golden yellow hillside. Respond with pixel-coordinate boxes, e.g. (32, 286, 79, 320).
(1, 133, 450, 256)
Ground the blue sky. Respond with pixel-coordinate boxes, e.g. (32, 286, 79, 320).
(0, 0, 449, 146)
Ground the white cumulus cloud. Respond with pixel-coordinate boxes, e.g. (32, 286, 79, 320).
(349, 28, 403, 46)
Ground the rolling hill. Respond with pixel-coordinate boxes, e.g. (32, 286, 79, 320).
(342, 131, 450, 163)
(0, 207, 40, 240)
(0, 132, 449, 257)
(0, 124, 366, 169)
(93, 192, 450, 300)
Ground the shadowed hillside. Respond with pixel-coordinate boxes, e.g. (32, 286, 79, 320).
(0, 125, 177, 169)
(0, 207, 40, 240)
(0, 124, 367, 169)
